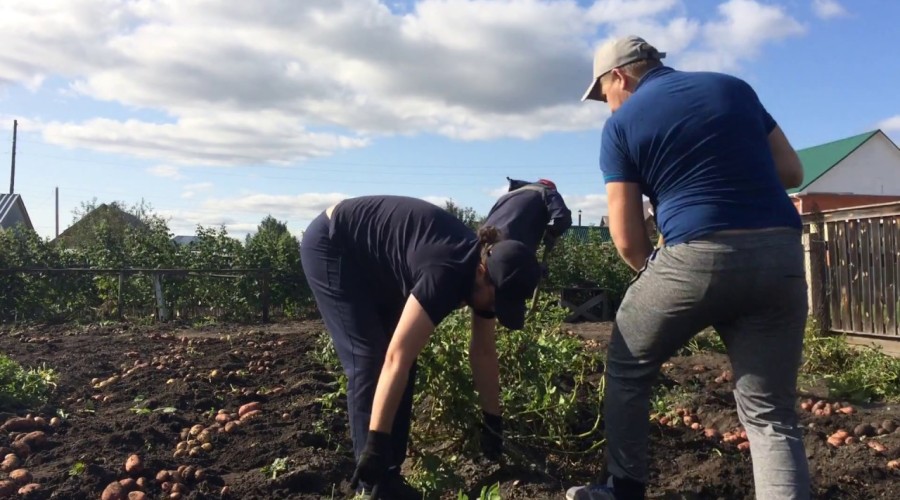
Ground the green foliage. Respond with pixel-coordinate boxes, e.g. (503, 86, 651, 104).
(443, 200, 484, 232)
(414, 298, 604, 455)
(457, 483, 501, 500)
(802, 319, 900, 403)
(261, 457, 290, 479)
(542, 231, 634, 299)
(0, 355, 58, 409)
(0, 200, 314, 323)
(313, 296, 605, 496)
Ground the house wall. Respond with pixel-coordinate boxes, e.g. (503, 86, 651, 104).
(792, 193, 900, 214)
(803, 134, 900, 195)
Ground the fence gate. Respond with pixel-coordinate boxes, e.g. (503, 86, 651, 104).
(816, 205, 900, 338)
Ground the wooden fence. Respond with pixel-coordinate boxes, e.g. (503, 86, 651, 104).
(804, 201, 900, 342)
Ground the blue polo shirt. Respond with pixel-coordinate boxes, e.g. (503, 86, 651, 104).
(599, 66, 801, 245)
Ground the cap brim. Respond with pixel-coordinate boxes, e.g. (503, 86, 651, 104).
(581, 77, 606, 102)
(495, 295, 527, 330)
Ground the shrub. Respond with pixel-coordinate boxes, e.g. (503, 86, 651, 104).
(0, 355, 58, 409)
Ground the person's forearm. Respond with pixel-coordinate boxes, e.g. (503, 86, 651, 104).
(470, 317, 500, 415)
(369, 355, 413, 433)
(618, 239, 653, 272)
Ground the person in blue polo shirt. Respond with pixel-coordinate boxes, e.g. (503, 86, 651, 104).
(567, 36, 809, 500)
(300, 195, 542, 499)
(485, 177, 572, 254)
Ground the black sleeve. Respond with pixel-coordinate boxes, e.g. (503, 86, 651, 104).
(411, 265, 465, 326)
(545, 190, 572, 236)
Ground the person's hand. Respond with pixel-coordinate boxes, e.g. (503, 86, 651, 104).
(480, 410, 503, 462)
(350, 431, 392, 498)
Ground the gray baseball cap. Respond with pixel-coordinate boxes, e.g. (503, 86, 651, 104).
(582, 35, 666, 102)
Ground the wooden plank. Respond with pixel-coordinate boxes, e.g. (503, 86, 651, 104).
(842, 333, 900, 358)
(825, 222, 841, 331)
(872, 219, 885, 335)
(848, 220, 863, 333)
(890, 217, 900, 336)
(803, 203, 900, 224)
(860, 219, 873, 333)
(837, 221, 852, 330)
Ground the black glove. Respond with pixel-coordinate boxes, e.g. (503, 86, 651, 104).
(480, 410, 503, 462)
(350, 430, 392, 498)
(542, 232, 558, 251)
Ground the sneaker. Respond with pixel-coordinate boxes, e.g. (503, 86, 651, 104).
(566, 478, 616, 500)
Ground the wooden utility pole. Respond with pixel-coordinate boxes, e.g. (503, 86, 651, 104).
(9, 120, 16, 193)
(55, 187, 59, 238)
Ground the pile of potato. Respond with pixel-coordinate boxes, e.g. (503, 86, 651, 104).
(799, 399, 856, 416)
(0, 413, 62, 496)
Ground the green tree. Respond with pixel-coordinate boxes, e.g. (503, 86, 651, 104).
(242, 216, 310, 318)
(442, 200, 483, 232)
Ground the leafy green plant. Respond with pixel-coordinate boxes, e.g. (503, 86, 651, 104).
(68, 461, 87, 477)
(802, 319, 900, 403)
(261, 457, 290, 479)
(457, 483, 501, 500)
(0, 355, 58, 409)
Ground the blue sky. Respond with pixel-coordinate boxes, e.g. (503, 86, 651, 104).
(1, 0, 898, 239)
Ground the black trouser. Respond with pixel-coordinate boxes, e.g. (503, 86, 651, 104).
(300, 212, 417, 486)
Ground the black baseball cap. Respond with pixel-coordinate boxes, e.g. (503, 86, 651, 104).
(485, 240, 542, 330)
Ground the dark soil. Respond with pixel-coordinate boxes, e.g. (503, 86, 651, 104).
(0, 320, 897, 499)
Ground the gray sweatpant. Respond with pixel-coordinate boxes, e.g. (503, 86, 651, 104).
(605, 229, 811, 499)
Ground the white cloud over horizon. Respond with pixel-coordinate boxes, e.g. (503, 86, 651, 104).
(1, 0, 810, 167)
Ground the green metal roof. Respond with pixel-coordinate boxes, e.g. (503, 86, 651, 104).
(565, 226, 612, 243)
(787, 130, 879, 194)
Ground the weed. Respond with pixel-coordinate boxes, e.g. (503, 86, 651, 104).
(457, 482, 501, 500)
(68, 461, 86, 477)
(261, 457, 290, 479)
(802, 319, 900, 403)
(678, 329, 726, 356)
(0, 355, 58, 409)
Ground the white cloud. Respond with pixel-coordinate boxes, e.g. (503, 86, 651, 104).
(678, 0, 806, 72)
(422, 195, 451, 207)
(812, 0, 847, 19)
(147, 165, 184, 180)
(564, 192, 609, 225)
(180, 182, 214, 199)
(1, 0, 812, 166)
(487, 184, 509, 198)
(877, 115, 900, 133)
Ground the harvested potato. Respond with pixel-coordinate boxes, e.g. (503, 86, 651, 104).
(867, 440, 887, 454)
(198, 431, 212, 444)
(101, 481, 127, 500)
(844, 436, 857, 445)
(1, 417, 39, 433)
(9, 469, 32, 485)
(690, 422, 702, 431)
(136, 477, 148, 490)
(189, 424, 204, 437)
(49, 417, 62, 428)
(658, 416, 670, 426)
(238, 402, 261, 417)
(737, 441, 751, 452)
(703, 428, 720, 439)
(128, 491, 148, 500)
(201, 443, 214, 452)
(800, 401, 812, 411)
(171, 483, 186, 493)
(215, 413, 231, 424)
(32, 417, 46, 427)
(156, 470, 172, 484)
(837, 406, 855, 415)
(882, 420, 898, 433)
(240, 410, 262, 422)
(125, 454, 144, 475)
(854, 424, 876, 437)
(832, 429, 850, 440)
(194, 468, 207, 482)
(1, 454, 20, 472)
(9, 441, 30, 457)
(18, 483, 40, 495)
(827, 436, 844, 448)
(119, 478, 137, 491)
(887, 459, 900, 470)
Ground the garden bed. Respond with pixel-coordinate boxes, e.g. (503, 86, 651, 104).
(0, 320, 897, 499)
